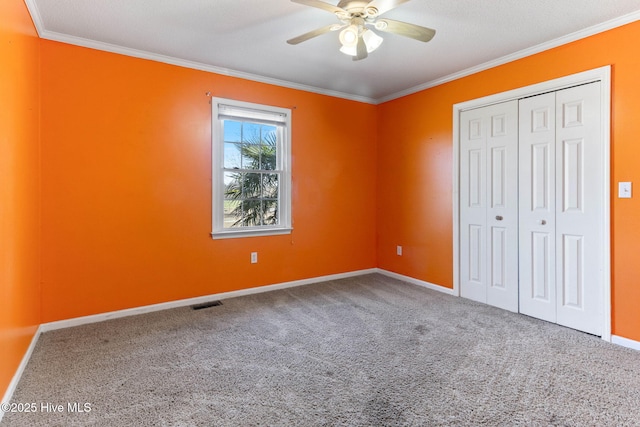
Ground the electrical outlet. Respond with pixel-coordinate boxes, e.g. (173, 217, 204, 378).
(251, 252, 258, 264)
(396, 246, 403, 256)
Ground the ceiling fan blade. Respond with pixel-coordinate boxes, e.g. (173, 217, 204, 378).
(353, 36, 368, 61)
(291, 0, 346, 15)
(375, 18, 436, 42)
(287, 24, 340, 45)
(365, 0, 410, 16)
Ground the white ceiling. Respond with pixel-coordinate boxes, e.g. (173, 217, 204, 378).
(26, 0, 640, 103)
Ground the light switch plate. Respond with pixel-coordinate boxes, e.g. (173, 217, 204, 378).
(619, 182, 632, 198)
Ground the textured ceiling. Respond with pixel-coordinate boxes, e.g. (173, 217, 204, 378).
(26, 0, 640, 103)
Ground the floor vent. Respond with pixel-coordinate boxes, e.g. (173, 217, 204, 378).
(191, 300, 223, 310)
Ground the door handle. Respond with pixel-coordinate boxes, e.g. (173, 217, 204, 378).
(540, 220, 547, 225)
(495, 215, 503, 221)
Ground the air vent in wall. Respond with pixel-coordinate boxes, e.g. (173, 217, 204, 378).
(191, 300, 223, 310)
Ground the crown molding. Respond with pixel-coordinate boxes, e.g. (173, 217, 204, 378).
(38, 30, 378, 105)
(377, 10, 640, 103)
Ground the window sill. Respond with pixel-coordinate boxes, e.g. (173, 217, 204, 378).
(211, 227, 292, 240)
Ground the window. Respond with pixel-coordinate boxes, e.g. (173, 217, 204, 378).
(211, 98, 292, 239)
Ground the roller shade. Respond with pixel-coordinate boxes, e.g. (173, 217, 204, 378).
(217, 103, 287, 127)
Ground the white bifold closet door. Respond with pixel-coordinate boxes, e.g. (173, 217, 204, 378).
(460, 100, 519, 312)
(459, 82, 603, 336)
(519, 82, 603, 336)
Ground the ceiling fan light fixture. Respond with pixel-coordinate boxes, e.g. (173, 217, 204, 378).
(339, 28, 383, 56)
(339, 24, 359, 47)
(363, 28, 383, 51)
(339, 45, 356, 56)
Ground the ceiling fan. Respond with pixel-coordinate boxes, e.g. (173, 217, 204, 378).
(287, 0, 435, 61)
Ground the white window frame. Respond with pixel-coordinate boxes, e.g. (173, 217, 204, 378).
(211, 98, 292, 239)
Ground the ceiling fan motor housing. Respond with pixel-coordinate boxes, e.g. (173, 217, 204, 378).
(336, 1, 380, 23)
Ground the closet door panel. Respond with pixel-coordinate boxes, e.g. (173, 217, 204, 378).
(554, 82, 602, 336)
(460, 101, 518, 312)
(519, 92, 557, 323)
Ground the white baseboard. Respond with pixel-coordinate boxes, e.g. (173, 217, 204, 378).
(612, 335, 640, 351)
(376, 269, 455, 296)
(40, 268, 378, 332)
(0, 325, 43, 424)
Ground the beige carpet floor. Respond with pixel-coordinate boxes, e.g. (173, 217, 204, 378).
(2, 274, 640, 426)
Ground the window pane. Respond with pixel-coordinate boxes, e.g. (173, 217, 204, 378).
(241, 144, 261, 170)
(263, 173, 279, 199)
(261, 126, 277, 143)
(224, 143, 241, 169)
(242, 172, 262, 198)
(223, 120, 242, 143)
(223, 199, 241, 228)
(224, 171, 242, 198)
(262, 200, 278, 225)
(241, 199, 262, 226)
(260, 143, 277, 171)
(223, 172, 278, 228)
(242, 122, 262, 144)
(261, 126, 277, 170)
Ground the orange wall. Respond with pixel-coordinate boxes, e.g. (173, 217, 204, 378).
(0, 0, 41, 400)
(39, 40, 378, 322)
(377, 21, 640, 342)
